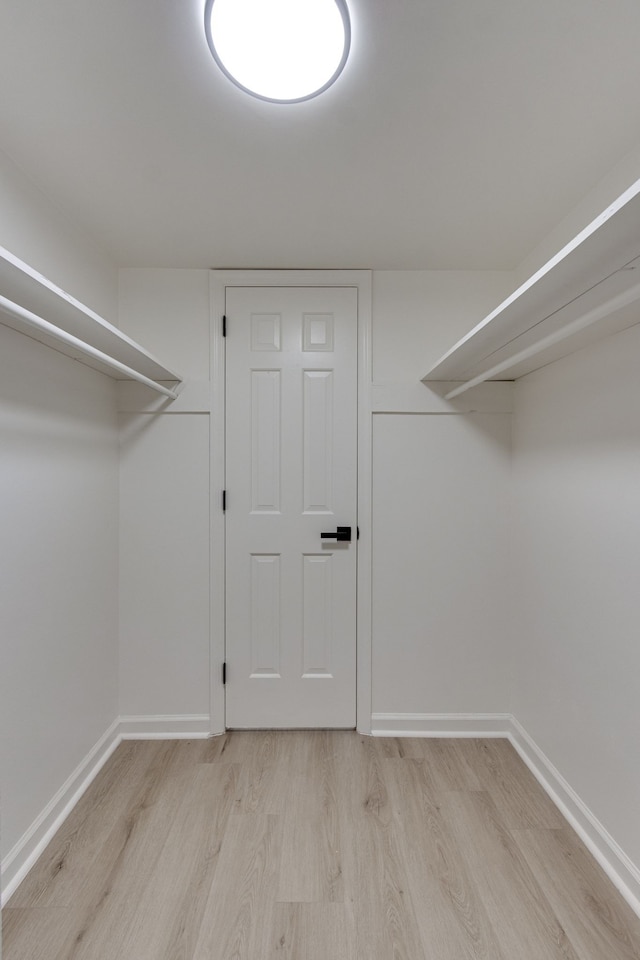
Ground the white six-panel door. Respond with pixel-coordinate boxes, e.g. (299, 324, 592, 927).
(225, 286, 358, 728)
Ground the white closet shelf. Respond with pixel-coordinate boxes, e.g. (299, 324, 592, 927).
(423, 179, 640, 399)
(0, 246, 182, 397)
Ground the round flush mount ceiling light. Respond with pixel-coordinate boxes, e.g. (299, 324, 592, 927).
(204, 0, 351, 103)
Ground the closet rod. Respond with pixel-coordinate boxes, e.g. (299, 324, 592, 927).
(0, 294, 180, 400)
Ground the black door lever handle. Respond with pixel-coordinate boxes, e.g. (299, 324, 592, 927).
(320, 526, 351, 542)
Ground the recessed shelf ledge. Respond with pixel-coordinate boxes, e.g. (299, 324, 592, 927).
(423, 177, 640, 399)
(0, 245, 182, 398)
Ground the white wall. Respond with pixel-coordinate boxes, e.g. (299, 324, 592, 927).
(512, 321, 640, 869)
(515, 139, 640, 285)
(0, 148, 118, 321)
(372, 270, 512, 382)
(0, 327, 119, 862)
(0, 150, 120, 876)
(370, 271, 514, 721)
(118, 269, 211, 381)
(372, 410, 512, 716)
(116, 268, 514, 730)
(118, 412, 210, 720)
(117, 270, 212, 727)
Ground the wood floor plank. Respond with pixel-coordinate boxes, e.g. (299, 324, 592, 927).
(442, 789, 580, 959)
(414, 738, 484, 792)
(191, 814, 282, 960)
(512, 826, 640, 960)
(382, 758, 508, 960)
(230, 730, 293, 814)
(275, 735, 344, 903)
(459, 739, 564, 828)
(119, 762, 240, 960)
(46, 742, 221, 960)
(212, 729, 282, 767)
(156, 761, 240, 960)
(335, 736, 428, 959)
(367, 735, 425, 760)
(8, 740, 160, 908)
(191, 732, 233, 763)
(2, 908, 75, 960)
(268, 902, 356, 959)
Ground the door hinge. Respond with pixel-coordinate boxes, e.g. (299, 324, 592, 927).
(222, 490, 226, 512)
(222, 314, 227, 337)
(222, 661, 227, 685)
(357, 526, 360, 540)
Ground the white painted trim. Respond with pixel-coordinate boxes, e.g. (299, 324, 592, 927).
(371, 712, 512, 737)
(210, 270, 373, 735)
(1, 718, 121, 905)
(508, 716, 640, 917)
(209, 269, 371, 289)
(118, 714, 211, 739)
(355, 273, 373, 734)
(209, 272, 226, 735)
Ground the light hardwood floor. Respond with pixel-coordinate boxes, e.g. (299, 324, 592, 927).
(4, 732, 640, 959)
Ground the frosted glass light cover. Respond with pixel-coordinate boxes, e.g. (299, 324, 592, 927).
(205, 0, 350, 103)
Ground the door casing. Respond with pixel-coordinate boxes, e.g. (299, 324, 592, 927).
(209, 270, 372, 735)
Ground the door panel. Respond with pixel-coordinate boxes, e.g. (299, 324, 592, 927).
(225, 286, 357, 728)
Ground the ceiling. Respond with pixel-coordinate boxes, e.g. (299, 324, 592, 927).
(1, 0, 640, 270)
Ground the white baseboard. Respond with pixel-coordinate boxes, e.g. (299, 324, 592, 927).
(508, 716, 640, 917)
(119, 714, 211, 738)
(371, 712, 512, 737)
(1, 718, 122, 905)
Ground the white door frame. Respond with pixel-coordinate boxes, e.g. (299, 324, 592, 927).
(209, 270, 372, 735)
